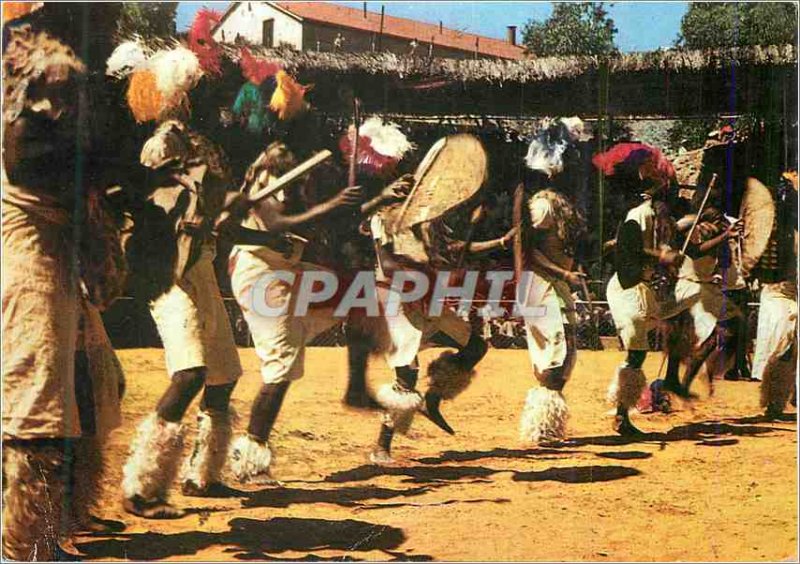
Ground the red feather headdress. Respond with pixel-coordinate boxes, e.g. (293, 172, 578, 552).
(592, 142, 675, 188)
(239, 47, 281, 85)
(188, 8, 223, 76)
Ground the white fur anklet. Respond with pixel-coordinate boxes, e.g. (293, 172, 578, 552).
(122, 413, 185, 501)
(181, 408, 237, 489)
(230, 434, 272, 483)
(376, 383, 422, 435)
(519, 387, 569, 443)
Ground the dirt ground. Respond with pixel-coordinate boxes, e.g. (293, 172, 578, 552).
(75, 347, 798, 562)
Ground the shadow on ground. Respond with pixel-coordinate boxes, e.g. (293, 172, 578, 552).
(562, 419, 791, 448)
(241, 484, 435, 509)
(77, 517, 432, 561)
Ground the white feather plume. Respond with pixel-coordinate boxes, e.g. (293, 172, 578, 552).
(359, 116, 415, 159)
(524, 116, 585, 178)
(147, 45, 203, 101)
(106, 39, 150, 78)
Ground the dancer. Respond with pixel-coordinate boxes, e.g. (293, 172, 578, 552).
(752, 172, 798, 419)
(595, 144, 683, 435)
(518, 118, 588, 444)
(2, 15, 125, 559)
(662, 185, 744, 396)
(119, 45, 243, 518)
(367, 134, 513, 463)
(228, 141, 411, 483)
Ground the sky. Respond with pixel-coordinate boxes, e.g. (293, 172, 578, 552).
(176, 1, 689, 53)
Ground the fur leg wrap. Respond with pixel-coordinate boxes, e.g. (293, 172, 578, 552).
(122, 413, 185, 502)
(426, 351, 476, 400)
(375, 383, 422, 435)
(2, 442, 67, 561)
(70, 437, 106, 530)
(607, 366, 647, 410)
(519, 387, 569, 443)
(181, 408, 236, 489)
(229, 434, 272, 483)
(760, 359, 797, 413)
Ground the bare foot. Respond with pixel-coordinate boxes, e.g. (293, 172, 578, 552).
(343, 391, 380, 410)
(369, 448, 394, 465)
(181, 481, 241, 498)
(123, 496, 185, 519)
(613, 415, 644, 436)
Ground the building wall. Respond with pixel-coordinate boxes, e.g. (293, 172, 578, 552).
(213, 2, 303, 48)
(302, 21, 487, 60)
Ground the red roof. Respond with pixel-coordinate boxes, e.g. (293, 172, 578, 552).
(228, 2, 525, 60)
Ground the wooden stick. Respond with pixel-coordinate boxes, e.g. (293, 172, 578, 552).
(247, 150, 332, 203)
(680, 173, 718, 255)
(512, 182, 525, 283)
(348, 98, 361, 187)
(456, 205, 483, 268)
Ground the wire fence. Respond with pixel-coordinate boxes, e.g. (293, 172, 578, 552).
(102, 296, 761, 351)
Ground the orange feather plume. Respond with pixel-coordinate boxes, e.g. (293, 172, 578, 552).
(269, 70, 310, 121)
(126, 70, 163, 123)
(2, 2, 43, 24)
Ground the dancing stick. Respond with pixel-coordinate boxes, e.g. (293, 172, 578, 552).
(247, 150, 333, 203)
(680, 173, 718, 255)
(348, 97, 361, 187)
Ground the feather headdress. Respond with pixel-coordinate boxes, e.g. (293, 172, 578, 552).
(269, 70, 310, 121)
(524, 117, 585, 178)
(232, 81, 273, 133)
(106, 38, 150, 78)
(592, 142, 675, 189)
(339, 116, 414, 177)
(189, 9, 223, 76)
(240, 47, 280, 85)
(2, 2, 43, 24)
(147, 45, 203, 105)
(126, 70, 164, 123)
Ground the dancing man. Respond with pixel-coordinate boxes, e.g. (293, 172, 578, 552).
(596, 144, 683, 435)
(518, 118, 588, 444)
(752, 172, 798, 419)
(228, 141, 411, 483)
(2, 13, 126, 558)
(121, 48, 243, 517)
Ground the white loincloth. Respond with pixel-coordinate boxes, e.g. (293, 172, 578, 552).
(607, 274, 660, 351)
(520, 272, 577, 378)
(229, 246, 340, 384)
(369, 213, 471, 368)
(375, 282, 472, 369)
(2, 182, 81, 439)
(661, 254, 739, 344)
(752, 281, 798, 382)
(150, 243, 242, 385)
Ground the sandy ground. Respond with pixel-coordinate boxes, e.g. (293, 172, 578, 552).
(75, 347, 797, 562)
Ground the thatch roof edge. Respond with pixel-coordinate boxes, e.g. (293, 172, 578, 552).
(219, 43, 796, 83)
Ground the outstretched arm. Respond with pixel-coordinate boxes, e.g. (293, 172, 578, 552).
(445, 227, 517, 257)
(529, 248, 586, 286)
(253, 186, 363, 234)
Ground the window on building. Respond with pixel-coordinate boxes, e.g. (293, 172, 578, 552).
(262, 19, 274, 48)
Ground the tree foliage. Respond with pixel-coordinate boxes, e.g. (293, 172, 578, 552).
(522, 2, 618, 57)
(117, 2, 177, 39)
(678, 2, 797, 49)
